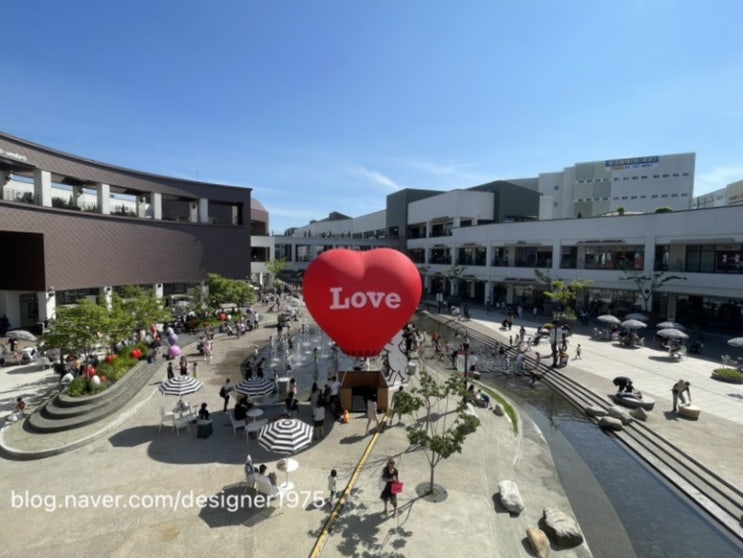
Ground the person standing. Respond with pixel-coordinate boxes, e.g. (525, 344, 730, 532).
(327, 469, 339, 507)
(167, 362, 175, 380)
(365, 394, 379, 436)
(219, 378, 233, 412)
(380, 458, 400, 517)
(313, 401, 326, 440)
(672, 380, 691, 412)
(574, 344, 582, 360)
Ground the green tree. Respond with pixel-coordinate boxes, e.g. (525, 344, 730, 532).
(43, 299, 110, 359)
(206, 273, 255, 311)
(265, 258, 289, 287)
(534, 269, 592, 320)
(109, 287, 171, 344)
(394, 371, 480, 494)
(444, 264, 466, 299)
(618, 267, 686, 312)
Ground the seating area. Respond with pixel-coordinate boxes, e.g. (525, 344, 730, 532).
(230, 410, 246, 437)
(159, 407, 192, 436)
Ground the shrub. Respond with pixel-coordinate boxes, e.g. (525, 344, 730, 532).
(65, 376, 110, 397)
(66, 377, 89, 397)
(711, 368, 743, 384)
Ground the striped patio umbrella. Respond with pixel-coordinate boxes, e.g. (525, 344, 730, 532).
(656, 321, 685, 330)
(620, 319, 647, 329)
(258, 419, 313, 454)
(234, 377, 275, 398)
(159, 375, 203, 399)
(656, 328, 689, 340)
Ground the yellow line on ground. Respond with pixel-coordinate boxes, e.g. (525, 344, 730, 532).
(308, 413, 390, 558)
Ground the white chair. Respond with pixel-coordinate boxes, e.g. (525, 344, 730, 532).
(159, 408, 191, 435)
(245, 419, 267, 442)
(230, 410, 246, 437)
(159, 407, 178, 432)
(173, 415, 191, 436)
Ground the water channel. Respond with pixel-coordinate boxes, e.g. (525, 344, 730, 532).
(264, 315, 742, 557)
(415, 315, 743, 558)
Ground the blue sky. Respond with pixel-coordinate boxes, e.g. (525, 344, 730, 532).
(2, 1, 742, 234)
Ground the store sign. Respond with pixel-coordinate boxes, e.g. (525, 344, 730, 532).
(0, 147, 29, 162)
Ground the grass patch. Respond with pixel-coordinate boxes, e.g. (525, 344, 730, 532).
(479, 385, 518, 435)
(712, 367, 743, 384)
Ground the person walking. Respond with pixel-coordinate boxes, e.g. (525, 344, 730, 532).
(327, 469, 339, 507)
(365, 394, 379, 436)
(219, 378, 233, 412)
(380, 458, 400, 517)
(671, 379, 691, 412)
(574, 344, 582, 360)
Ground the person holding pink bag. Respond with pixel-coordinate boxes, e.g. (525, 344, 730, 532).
(380, 458, 401, 517)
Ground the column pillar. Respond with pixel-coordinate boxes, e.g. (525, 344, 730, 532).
(97, 183, 111, 214)
(152, 192, 162, 220)
(33, 169, 52, 207)
(43, 290, 56, 322)
(198, 198, 209, 224)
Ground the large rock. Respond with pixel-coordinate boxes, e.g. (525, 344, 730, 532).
(585, 405, 607, 418)
(607, 405, 634, 425)
(498, 480, 524, 514)
(599, 416, 624, 431)
(629, 407, 648, 421)
(493, 403, 505, 416)
(526, 527, 550, 558)
(542, 506, 584, 548)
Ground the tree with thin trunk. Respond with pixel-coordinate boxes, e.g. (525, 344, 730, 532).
(618, 267, 686, 312)
(393, 370, 480, 494)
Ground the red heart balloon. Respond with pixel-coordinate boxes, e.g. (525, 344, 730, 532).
(303, 248, 422, 356)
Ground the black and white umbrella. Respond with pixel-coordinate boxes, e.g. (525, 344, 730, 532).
(597, 315, 621, 325)
(657, 321, 685, 330)
(234, 377, 275, 398)
(258, 418, 313, 454)
(159, 375, 203, 399)
(657, 328, 689, 340)
(7, 329, 37, 342)
(621, 319, 647, 329)
(625, 312, 649, 322)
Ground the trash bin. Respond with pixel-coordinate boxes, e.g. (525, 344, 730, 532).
(197, 420, 213, 438)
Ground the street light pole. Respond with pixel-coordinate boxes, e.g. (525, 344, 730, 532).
(463, 332, 470, 391)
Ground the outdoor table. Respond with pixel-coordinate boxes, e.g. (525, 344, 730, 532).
(277, 457, 299, 491)
(246, 408, 264, 422)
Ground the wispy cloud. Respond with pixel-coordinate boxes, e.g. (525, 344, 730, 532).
(352, 166, 403, 191)
(696, 164, 743, 193)
(400, 158, 489, 186)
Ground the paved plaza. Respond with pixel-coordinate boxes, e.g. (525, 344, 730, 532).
(1, 303, 742, 557)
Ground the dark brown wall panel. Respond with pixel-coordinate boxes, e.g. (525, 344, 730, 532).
(0, 203, 251, 290)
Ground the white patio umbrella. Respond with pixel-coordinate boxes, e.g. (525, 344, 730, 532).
(656, 321, 685, 330)
(159, 375, 203, 399)
(621, 319, 647, 329)
(7, 329, 38, 342)
(234, 376, 275, 398)
(625, 313, 649, 322)
(597, 315, 621, 325)
(727, 337, 743, 348)
(258, 418, 313, 455)
(656, 328, 689, 340)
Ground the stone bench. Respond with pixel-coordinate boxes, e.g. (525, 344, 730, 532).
(678, 404, 701, 420)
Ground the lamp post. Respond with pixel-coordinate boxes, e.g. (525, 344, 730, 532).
(463, 332, 470, 390)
